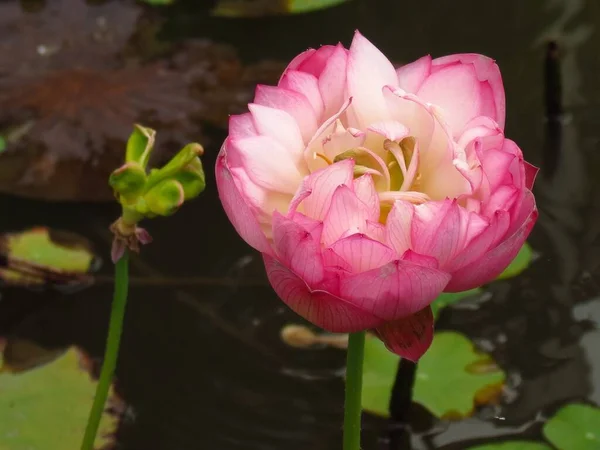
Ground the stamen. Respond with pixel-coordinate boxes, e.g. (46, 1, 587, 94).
(379, 190, 430, 206)
(314, 152, 333, 165)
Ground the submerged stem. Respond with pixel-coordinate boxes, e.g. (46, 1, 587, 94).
(344, 331, 366, 450)
(80, 251, 130, 450)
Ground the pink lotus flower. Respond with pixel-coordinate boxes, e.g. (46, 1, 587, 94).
(216, 31, 537, 361)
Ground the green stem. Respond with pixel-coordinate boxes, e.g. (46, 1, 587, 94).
(80, 251, 130, 450)
(343, 331, 365, 450)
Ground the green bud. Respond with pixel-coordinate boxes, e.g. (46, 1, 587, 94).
(144, 179, 185, 216)
(125, 124, 156, 169)
(108, 162, 147, 203)
(146, 143, 204, 190)
(172, 156, 206, 200)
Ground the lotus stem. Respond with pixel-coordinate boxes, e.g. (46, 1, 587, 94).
(344, 331, 365, 450)
(80, 250, 130, 450)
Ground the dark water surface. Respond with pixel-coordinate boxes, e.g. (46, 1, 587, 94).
(1, 0, 600, 449)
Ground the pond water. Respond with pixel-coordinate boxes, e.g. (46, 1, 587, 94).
(1, 0, 600, 449)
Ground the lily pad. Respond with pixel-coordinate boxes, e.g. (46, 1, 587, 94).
(0, 227, 96, 286)
(362, 332, 505, 419)
(0, 343, 117, 450)
(2, 227, 94, 273)
(467, 442, 551, 450)
(543, 403, 600, 450)
(212, 0, 350, 17)
(496, 242, 534, 280)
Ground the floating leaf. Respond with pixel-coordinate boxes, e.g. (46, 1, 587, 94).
(362, 332, 505, 419)
(0, 346, 117, 449)
(496, 242, 533, 280)
(139, 0, 174, 4)
(543, 403, 600, 450)
(467, 441, 552, 450)
(0, 136, 6, 153)
(1, 337, 67, 374)
(0, 227, 96, 287)
(431, 288, 482, 319)
(212, 0, 351, 17)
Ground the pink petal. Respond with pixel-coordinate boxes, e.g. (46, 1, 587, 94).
(417, 64, 483, 136)
(230, 167, 291, 225)
(305, 97, 354, 172)
(368, 120, 410, 141)
(322, 185, 371, 246)
(292, 45, 337, 77)
(428, 54, 505, 130)
(447, 210, 510, 273)
(272, 212, 324, 286)
(365, 220, 386, 242)
(229, 113, 258, 140)
(353, 174, 380, 221)
(481, 185, 519, 218)
(279, 70, 325, 121)
(318, 43, 350, 119)
(401, 250, 440, 269)
(385, 200, 415, 255)
(323, 247, 353, 272)
(396, 55, 432, 93)
(293, 159, 354, 220)
(479, 148, 517, 192)
(524, 162, 538, 190)
(445, 196, 537, 292)
(322, 121, 366, 160)
(255, 85, 318, 142)
(374, 307, 434, 361)
(249, 104, 305, 156)
(347, 31, 398, 128)
(411, 200, 469, 267)
(283, 48, 317, 74)
(383, 87, 435, 154)
(215, 152, 271, 254)
(339, 259, 451, 321)
(330, 234, 395, 273)
(263, 255, 384, 332)
(135, 228, 153, 245)
(228, 136, 305, 195)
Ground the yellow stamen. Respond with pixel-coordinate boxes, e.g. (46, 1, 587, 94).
(314, 152, 333, 165)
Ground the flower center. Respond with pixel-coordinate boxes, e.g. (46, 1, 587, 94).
(313, 126, 430, 223)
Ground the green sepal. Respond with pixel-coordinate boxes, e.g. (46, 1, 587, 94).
(172, 156, 206, 200)
(144, 179, 185, 216)
(125, 124, 156, 169)
(108, 162, 147, 203)
(146, 143, 204, 190)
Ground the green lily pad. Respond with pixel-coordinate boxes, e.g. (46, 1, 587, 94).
(0, 344, 117, 450)
(0, 136, 6, 153)
(0, 227, 95, 286)
(543, 403, 600, 450)
(467, 442, 552, 450)
(212, 0, 350, 17)
(431, 288, 482, 319)
(362, 332, 505, 419)
(496, 242, 533, 280)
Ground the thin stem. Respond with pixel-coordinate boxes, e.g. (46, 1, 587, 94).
(80, 251, 130, 450)
(344, 331, 365, 450)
